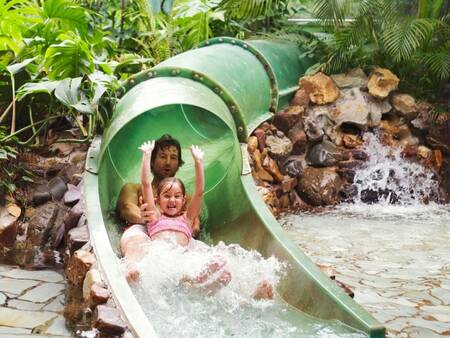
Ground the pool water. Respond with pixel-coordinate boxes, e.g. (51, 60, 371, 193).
(280, 203, 450, 338)
(127, 239, 367, 338)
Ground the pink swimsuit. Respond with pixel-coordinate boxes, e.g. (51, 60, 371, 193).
(147, 214, 193, 240)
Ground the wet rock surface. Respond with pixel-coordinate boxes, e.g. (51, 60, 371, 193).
(249, 68, 450, 214)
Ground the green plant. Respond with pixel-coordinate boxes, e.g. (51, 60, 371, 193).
(308, 0, 450, 100)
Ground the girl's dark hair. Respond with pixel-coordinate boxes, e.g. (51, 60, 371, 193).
(157, 177, 186, 197)
(150, 134, 184, 174)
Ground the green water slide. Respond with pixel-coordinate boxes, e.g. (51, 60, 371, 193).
(84, 38, 385, 337)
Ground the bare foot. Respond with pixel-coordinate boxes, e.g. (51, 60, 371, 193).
(126, 263, 140, 283)
(252, 280, 274, 300)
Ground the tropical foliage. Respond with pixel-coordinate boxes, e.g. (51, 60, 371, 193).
(304, 0, 450, 100)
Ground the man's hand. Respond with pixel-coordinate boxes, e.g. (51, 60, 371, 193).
(190, 145, 204, 163)
(139, 140, 155, 155)
(139, 196, 158, 223)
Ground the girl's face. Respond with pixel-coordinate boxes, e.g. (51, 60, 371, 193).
(158, 182, 185, 216)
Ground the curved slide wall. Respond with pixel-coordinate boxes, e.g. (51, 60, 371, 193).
(84, 38, 385, 337)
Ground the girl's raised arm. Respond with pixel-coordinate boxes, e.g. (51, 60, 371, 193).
(187, 145, 204, 223)
(139, 141, 158, 213)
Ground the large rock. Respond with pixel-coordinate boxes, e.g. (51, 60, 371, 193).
(64, 184, 81, 206)
(329, 87, 392, 129)
(331, 68, 368, 88)
(391, 93, 418, 120)
(250, 149, 273, 183)
(66, 249, 96, 286)
(300, 72, 340, 105)
(0, 205, 19, 246)
(304, 114, 325, 143)
(297, 167, 343, 206)
(265, 135, 293, 159)
(290, 89, 310, 107)
(67, 224, 89, 255)
(273, 105, 304, 132)
(262, 153, 285, 183)
(411, 101, 434, 130)
(83, 268, 103, 301)
(93, 305, 127, 335)
(307, 140, 347, 167)
(281, 155, 304, 178)
(330, 88, 375, 128)
(362, 92, 392, 126)
(287, 122, 307, 155)
(367, 68, 399, 99)
(253, 128, 266, 151)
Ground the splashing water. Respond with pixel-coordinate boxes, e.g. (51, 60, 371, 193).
(123, 239, 367, 338)
(352, 133, 439, 205)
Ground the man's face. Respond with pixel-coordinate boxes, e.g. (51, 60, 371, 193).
(153, 146, 179, 179)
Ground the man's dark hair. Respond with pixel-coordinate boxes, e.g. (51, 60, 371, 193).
(150, 134, 184, 173)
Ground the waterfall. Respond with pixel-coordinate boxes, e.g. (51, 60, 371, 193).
(352, 133, 440, 205)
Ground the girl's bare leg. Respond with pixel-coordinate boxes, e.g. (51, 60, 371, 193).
(120, 230, 151, 282)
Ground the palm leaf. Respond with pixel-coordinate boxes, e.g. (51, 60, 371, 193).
(382, 18, 435, 62)
(312, 0, 353, 27)
(220, 0, 280, 20)
(423, 51, 450, 80)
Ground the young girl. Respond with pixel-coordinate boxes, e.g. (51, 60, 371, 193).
(132, 141, 273, 298)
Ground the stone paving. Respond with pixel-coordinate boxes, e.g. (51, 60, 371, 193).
(280, 209, 450, 338)
(0, 264, 72, 337)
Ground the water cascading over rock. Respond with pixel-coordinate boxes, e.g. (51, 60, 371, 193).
(247, 69, 449, 214)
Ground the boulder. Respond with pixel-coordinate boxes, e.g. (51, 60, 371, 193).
(265, 135, 293, 159)
(0, 205, 19, 247)
(362, 92, 392, 126)
(93, 305, 127, 335)
(304, 115, 324, 143)
(331, 68, 368, 88)
(64, 200, 85, 231)
(273, 105, 304, 132)
(282, 155, 304, 178)
(367, 68, 399, 99)
(287, 122, 307, 155)
(262, 153, 285, 183)
(307, 140, 347, 167)
(66, 249, 96, 286)
(251, 149, 273, 183)
(83, 268, 103, 301)
(411, 101, 434, 130)
(425, 114, 450, 155)
(351, 149, 369, 161)
(299, 72, 340, 105)
(329, 88, 370, 128)
(290, 89, 310, 107)
(340, 183, 358, 201)
(391, 93, 418, 120)
(281, 177, 298, 193)
(90, 284, 110, 307)
(253, 128, 266, 151)
(67, 224, 89, 255)
(64, 184, 81, 206)
(48, 177, 68, 200)
(342, 134, 363, 149)
(247, 136, 258, 153)
(297, 167, 343, 206)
